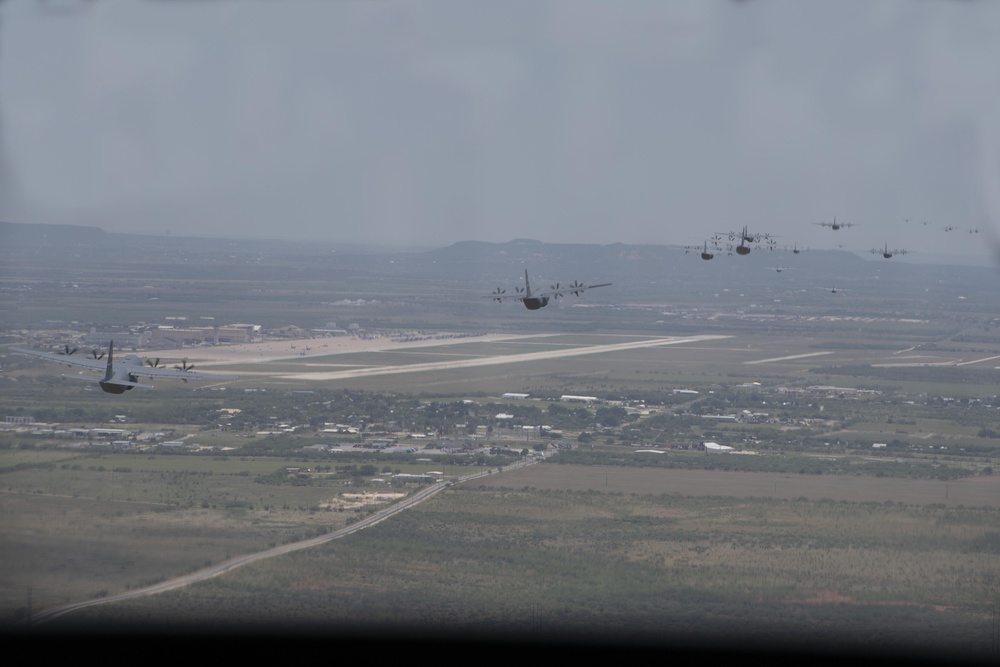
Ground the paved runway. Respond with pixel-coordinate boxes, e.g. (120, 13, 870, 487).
(274, 334, 731, 381)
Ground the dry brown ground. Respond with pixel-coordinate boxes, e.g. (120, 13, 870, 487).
(472, 463, 1000, 507)
(148, 332, 552, 367)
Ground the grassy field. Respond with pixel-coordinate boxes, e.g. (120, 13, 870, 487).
(4, 325, 1000, 657)
(476, 463, 1000, 507)
(40, 467, 999, 659)
(0, 448, 491, 616)
(4, 238, 1000, 658)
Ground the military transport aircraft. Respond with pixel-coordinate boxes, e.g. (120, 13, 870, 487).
(716, 226, 777, 255)
(684, 239, 720, 260)
(9, 340, 239, 394)
(814, 217, 855, 231)
(485, 270, 611, 310)
(871, 243, 908, 259)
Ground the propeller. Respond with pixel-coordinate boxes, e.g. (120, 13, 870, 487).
(174, 359, 195, 382)
(58, 345, 78, 356)
(146, 358, 163, 368)
(550, 283, 564, 298)
(568, 280, 586, 296)
(91, 349, 105, 360)
(491, 287, 506, 302)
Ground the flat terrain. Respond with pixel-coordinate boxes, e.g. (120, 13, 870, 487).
(63, 328, 1000, 395)
(148, 332, 550, 366)
(473, 464, 1000, 507)
(40, 467, 999, 660)
(2, 234, 999, 658)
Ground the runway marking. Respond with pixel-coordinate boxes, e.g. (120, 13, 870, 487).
(742, 351, 832, 365)
(956, 355, 1000, 367)
(872, 362, 956, 368)
(276, 335, 730, 381)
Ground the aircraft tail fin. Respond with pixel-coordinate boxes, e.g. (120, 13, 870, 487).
(524, 269, 531, 298)
(104, 341, 114, 381)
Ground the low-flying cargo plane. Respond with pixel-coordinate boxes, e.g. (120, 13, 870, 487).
(715, 226, 777, 255)
(814, 217, 856, 231)
(871, 243, 908, 259)
(9, 340, 239, 394)
(684, 238, 721, 260)
(485, 270, 611, 310)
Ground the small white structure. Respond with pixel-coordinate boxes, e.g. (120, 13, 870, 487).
(702, 441, 734, 452)
(561, 395, 599, 403)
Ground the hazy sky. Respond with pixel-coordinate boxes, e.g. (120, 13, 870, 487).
(2, 0, 999, 260)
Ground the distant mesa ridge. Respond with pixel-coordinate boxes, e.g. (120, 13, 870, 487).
(0, 220, 108, 245)
(0, 221, 985, 274)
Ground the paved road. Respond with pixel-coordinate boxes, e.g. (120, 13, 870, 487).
(27, 458, 536, 626)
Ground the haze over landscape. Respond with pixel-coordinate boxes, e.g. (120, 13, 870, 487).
(2, 0, 999, 265)
(2, 223, 999, 659)
(2, 2, 1000, 660)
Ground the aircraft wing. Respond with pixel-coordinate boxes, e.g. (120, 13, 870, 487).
(127, 364, 239, 381)
(60, 374, 156, 390)
(482, 290, 525, 302)
(9, 347, 108, 371)
(538, 282, 612, 298)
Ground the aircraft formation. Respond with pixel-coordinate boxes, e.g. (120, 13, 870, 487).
(684, 226, 780, 260)
(685, 214, 981, 265)
(9, 340, 238, 394)
(675, 213, 988, 306)
(7, 212, 985, 392)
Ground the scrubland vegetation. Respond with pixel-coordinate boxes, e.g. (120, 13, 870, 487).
(44, 484, 999, 658)
(2, 236, 999, 657)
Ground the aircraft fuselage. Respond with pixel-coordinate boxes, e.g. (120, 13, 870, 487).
(100, 364, 142, 393)
(95, 352, 144, 393)
(522, 297, 549, 310)
(99, 380, 132, 394)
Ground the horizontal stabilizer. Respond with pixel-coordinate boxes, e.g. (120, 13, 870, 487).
(60, 374, 155, 389)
